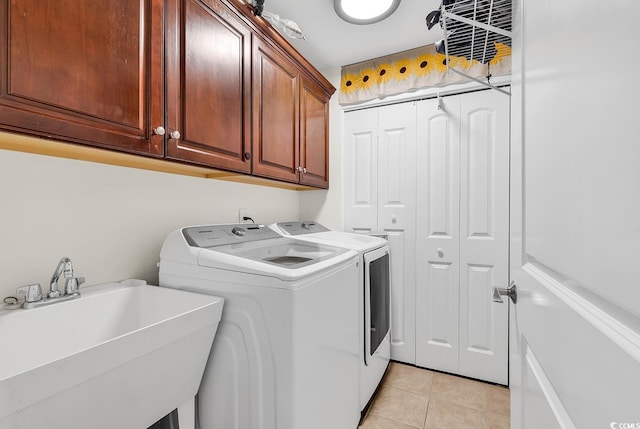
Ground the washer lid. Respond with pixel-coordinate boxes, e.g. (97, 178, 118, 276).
(181, 224, 356, 279)
(271, 222, 387, 252)
(210, 237, 350, 268)
(301, 231, 388, 252)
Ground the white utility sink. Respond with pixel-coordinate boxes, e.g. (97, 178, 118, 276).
(0, 280, 224, 429)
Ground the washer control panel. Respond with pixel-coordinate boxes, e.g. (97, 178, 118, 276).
(183, 224, 280, 248)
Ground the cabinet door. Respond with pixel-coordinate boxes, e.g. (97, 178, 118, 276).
(252, 36, 299, 183)
(165, 0, 251, 172)
(377, 102, 417, 365)
(299, 75, 330, 188)
(0, 0, 163, 155)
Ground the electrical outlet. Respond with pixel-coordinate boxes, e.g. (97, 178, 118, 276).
(239, 208, 252, 223)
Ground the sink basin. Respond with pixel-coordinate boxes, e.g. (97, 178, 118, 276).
(0, 280, 223, 429)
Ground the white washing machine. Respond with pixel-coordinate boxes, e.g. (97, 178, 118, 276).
(270, 221, 391, 412)
(158, 223, 360, 429)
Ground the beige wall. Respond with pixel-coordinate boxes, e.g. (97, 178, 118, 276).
(0, 68, 347, 303)
(0, 144, 300, 300)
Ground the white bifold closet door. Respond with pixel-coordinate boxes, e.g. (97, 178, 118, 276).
(415, 89, 510, 384)
(343, 103, 417, 365)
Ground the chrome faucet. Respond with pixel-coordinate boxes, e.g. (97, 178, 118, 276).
(49, 257, 74, 298)
(15, 257, 84, 309)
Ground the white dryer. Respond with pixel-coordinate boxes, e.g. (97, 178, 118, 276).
(270, 221, 391, 412)
(158, 224, 360, 429)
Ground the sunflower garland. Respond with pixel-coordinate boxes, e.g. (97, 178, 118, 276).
(340, 43, 511, 105)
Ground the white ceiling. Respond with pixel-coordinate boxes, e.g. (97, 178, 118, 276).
(260, 0, 444, 72)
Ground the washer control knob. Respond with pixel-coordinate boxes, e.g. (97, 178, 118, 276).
(232, 226, 246, 237)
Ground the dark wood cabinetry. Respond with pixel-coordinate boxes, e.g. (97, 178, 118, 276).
(0, 0, 334, 189)
(0, 0, 164, 155)
(252, 36, 331, 188)
(252, 36, 300, 183)
(165, 0, 252, 172)
(299, 75, 330, 188)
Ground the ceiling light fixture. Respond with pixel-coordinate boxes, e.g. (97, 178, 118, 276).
(334, 0, 401, 25)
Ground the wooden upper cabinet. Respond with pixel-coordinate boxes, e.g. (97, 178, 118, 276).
(299, 75, 330, 188)
(0, 0, 164, 155)
(165, 0, 251, 172)
(0, 0, 334, 188)
(251, 34, 333, 188)
(251, 36, 300, 183)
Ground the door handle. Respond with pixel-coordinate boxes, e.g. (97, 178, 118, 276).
(493, 281, 517, 304)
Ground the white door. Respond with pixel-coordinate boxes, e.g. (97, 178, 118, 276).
(458, 90, 510, 383)
(510, 0, 640, 427)
(416, 90, 509, 384)
(377, 102, 417, 364)
(343, 103, 417, 364)
(415, 95, 461, 374)
(343, 108, 378, 232)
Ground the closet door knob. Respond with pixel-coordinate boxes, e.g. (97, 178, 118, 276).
(493, 282, 518, 304)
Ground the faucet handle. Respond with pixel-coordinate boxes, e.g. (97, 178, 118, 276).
(16, 284, 43, 303)
(65, 277, 85, 296)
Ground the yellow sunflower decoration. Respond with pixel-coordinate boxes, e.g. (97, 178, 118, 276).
(340, 72, 359, 95)
(414, 53, 437, 77)
(490, 42, 512, 65)
(376, 62, 393, 85)
(339, 43, 511, 105)
(388, 57, 415, 82)
(355, 67, 378, 91)
(449, 55, 479, 70)
(432, 52, 448, 73)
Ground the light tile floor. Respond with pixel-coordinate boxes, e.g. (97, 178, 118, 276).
(359, 362, 510, 429)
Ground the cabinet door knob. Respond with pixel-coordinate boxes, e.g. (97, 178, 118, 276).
(436, 248, 444, 257)
(243, 152, 251, 161)
(296, 166, 302, 172)
(169, 130, 181, 140)
(153, 126, 166, 136)
(302, 167, 307, 174)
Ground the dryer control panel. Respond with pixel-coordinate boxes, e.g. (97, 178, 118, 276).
(183, 224, 281, 248)
(276, 221, 330, 235)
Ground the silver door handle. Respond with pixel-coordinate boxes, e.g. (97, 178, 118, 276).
(493, 281, 517, 304)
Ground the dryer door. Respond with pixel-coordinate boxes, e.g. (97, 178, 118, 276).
(364, 246, 390, 364)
